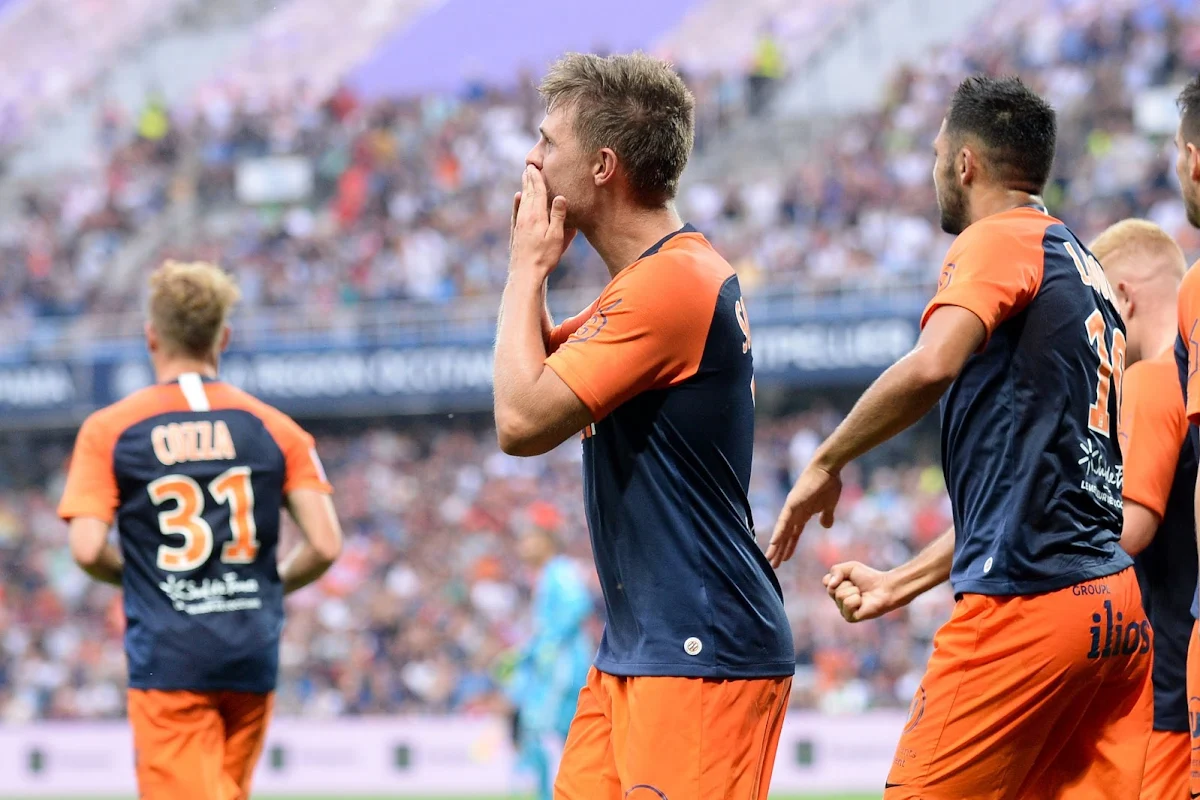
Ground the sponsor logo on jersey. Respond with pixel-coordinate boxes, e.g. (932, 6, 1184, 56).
(158, 571, 262, 616)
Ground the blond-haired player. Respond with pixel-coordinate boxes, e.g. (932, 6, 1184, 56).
(1090, 220, 1193, 800)
(59, 261, 343, 800)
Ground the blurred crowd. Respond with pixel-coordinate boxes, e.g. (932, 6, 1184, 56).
(0, 411, 953, 722)
(5, 0, 1199, 330)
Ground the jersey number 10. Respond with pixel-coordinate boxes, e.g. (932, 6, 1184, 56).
(147, 466, 259, 572)
(1084, 309, 1125, 437)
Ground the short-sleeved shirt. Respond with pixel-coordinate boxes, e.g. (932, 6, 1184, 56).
(545, 225, 794, 679)
(1120, 349, 1195, 732)
(58, 374, 331, 693)
(1175, 265, 1200, 619)
(925, 206, 1131, 595)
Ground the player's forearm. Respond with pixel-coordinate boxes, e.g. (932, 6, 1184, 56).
(813, 350, 953, 474)
(539, 282, 555, 349)
(1119, 501, 1159, 557)
(278, 542, 335, 594)
(886, 527, 954, 606)
(78, 543, 124, 586)
(494, 274, 550, 437)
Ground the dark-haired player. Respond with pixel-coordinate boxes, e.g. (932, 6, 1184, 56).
(1171, 73, 1200, 798)
(493, 53, 793, 799)
(773, 76, 1151, 798)
(60, 261, 343, 800)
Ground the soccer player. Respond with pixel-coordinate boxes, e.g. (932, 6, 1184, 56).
(1172, 74, 1200, 798)
(771, 76, 1152, 799)
(59, 261, 343, 800)
(1091, 220, 1194, 800)
(493, 53, 794, 799)
(505, 527, 594, 800)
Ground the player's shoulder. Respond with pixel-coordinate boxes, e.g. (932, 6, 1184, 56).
(617, 226, 734, 305)
(81, 384, 188, 442)
(1131, 349, 1186, 399)
(1124, 351, 1187, 438)
(206, 382, 312, 443)
(1180, 260, 1200, 299)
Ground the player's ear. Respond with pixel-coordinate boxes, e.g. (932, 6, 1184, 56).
(958, 146, 975, 187)
(1116, 281, 1134, 320)
(594, 148, 618, 187)
(218, 324, 232, 354)
(145, 322, 159, 354)
(1189, 142, 1200, 183)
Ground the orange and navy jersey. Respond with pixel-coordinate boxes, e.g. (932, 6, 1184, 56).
(1175, 263, 1200, 620)
(544, 224, 793, 679)
(926, 206, 1131, 596)
(58, 374, 331, 693)
(1120, 349, 1195, 733)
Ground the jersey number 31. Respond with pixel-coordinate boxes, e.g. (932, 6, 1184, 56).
(147, 467, 259, 572)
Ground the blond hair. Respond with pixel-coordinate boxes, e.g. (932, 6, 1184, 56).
(539, 52, 695, 206)
(148, 260, 241, 357)
(1090, 219, 1186, 283)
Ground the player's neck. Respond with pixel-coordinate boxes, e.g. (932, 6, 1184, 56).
(1140, 311, 1178, 363)
(585, 204, 685, 279)
(968, 188, 1046, 226)
(155, 358, 219, 385)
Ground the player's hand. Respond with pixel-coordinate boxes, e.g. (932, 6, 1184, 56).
(509, 167, 576, 281)
(766, 464, 841, 568)
(822, 561, 898, 622)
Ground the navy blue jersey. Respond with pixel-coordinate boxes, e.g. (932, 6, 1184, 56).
(1122, 349, 1195, 732)
(929, 207, 1131, 595)
(60, 374, 330, 693)
(545, 226, 794, 679)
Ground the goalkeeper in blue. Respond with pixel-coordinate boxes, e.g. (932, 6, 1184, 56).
(505, 527, 595, 800)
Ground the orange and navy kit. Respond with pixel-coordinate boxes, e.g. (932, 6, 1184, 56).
(1175, 263, 1200, 798)
(58, 374, 331, 800)
(886, 207, 1152, 799)
(544, 225, 794, 799)
(1121, 349, 1196, 800)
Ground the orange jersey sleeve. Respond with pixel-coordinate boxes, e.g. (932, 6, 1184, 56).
(58, 413, 119, 523)
(261, 413, 332, 495)
(1179, 264, 1200, 423)
(544, 255, 719, 421)
(548, 300, 600, 354)
(1119, 353, 1187, 518)
(921, 218, 1046, 343)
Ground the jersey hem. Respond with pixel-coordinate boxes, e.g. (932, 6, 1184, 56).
(951, 559, 1130, 596)
(1153, 721, 1190, 734)
(128, 677, 276, 693)
(593, 657, 796, 680)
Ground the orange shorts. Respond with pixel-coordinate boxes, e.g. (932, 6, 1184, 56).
(886, 568, 1152, 800)
(1188, 620, 1200, 797)
(127, 688, 274, 800)
(554, 666, 791, 800)
(1141, 729, 1189, 800)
